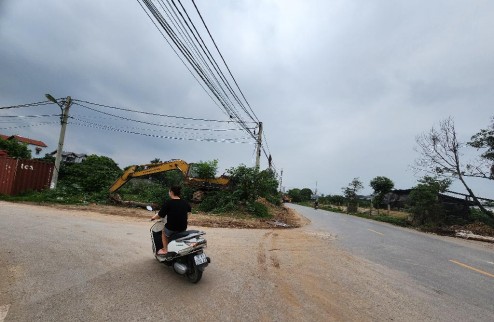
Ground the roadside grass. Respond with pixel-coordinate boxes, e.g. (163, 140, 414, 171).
(0, 190, 103, 204)
(297, 201, 410, 227)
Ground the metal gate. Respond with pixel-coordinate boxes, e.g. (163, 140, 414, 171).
(0, 157, 54, 195)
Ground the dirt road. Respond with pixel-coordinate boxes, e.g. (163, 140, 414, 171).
(1, 201, 490, 321)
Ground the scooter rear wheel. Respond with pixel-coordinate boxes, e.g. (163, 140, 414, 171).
(186, 266, 203, 283)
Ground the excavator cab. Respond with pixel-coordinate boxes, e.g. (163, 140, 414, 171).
(186, 163, 201, 179)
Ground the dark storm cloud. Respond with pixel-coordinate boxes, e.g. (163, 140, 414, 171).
(1, 0, 493, 197)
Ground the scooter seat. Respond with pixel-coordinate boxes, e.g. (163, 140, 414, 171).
(169, 230, 201, 241)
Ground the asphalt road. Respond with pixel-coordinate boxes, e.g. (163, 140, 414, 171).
(289, 204, 494, 318)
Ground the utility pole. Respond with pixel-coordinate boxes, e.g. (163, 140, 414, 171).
(46, 94, 72, 189)
(279, 169, 283, 193)
(255, 122, 263, 168)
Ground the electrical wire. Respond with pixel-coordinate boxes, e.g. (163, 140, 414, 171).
(137, 1, 276, 170)
(0, 101, 53, 110)
(138, 0, 257, 139)
(72, 99, 252, 123)
(191, 0, 259, 123)
(0, 122, 60, 130)
(69, 120, 253, 144)
(73, 102, 252, 131)
(70, 117, 253, 140)
(0, 114, 60, 118)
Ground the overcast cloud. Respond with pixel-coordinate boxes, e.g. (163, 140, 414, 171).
(1, 0, 493, 197)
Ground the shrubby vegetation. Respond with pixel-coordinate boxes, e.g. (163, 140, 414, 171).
(0, 138, 31, 159)
(1, 154, 280, 219)
(199, 165, 279, 218)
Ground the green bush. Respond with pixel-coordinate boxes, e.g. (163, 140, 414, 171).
(59, 155, 122, 194)
(408, 176, 451, 226)
(248, 201, 270, 218)
(196, 165, 279, 216)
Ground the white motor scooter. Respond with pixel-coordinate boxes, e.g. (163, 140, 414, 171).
(147, 206, 210, 283)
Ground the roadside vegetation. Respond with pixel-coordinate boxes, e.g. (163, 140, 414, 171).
(0, 142, 283, 220)
(2, 115, 493, 234)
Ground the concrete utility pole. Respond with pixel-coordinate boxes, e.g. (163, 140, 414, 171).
(279, 169, 283, 192)
(255, 122, 263, 168)
(46, 94, 72, 189)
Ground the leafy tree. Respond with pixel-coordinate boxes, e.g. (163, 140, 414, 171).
(300, 188, 313, 202)
(287, 188, 302, 202)
(0, 138, 31, 159)
(468, 116, 494, 178)
(227, 165, 278, 203)
(193, 159, 218, 179)
(342, 178, 363, 213)
(414, 117, 492, 218)
(370, 176, 394, 213)
(408, 176, 452, 226)
(325, 194, 345, 205)
(199, 165, 279, 216)
(59, 155, 122, 193)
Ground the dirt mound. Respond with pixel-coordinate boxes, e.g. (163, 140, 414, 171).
(20, 201, 307, 229)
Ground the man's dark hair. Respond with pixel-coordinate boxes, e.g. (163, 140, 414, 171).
(169, 185, 182, 197)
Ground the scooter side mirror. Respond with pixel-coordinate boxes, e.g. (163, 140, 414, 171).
(146, 206, 153, 211)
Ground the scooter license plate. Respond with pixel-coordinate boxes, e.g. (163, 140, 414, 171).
(194, 253, 207, 265)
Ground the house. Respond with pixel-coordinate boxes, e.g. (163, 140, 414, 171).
(384, 189, 474, 218)
(47, 151, 87, 163)
(0, 134, 48, 156)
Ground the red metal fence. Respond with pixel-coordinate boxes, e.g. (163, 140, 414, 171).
(0, 157, 54, 195)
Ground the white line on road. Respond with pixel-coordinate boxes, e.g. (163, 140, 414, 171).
(0, 304, 11, 322)
(486, 261, 494, 265)
(367, 229, 384, 236)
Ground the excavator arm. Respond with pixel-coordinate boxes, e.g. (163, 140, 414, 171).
(109, 159, 229, 193)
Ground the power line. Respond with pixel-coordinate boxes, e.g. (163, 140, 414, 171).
(0, 101, 53, 110)
(0, 114, 60, 118)
(0, 122, 60, 130)
(73, 102, 253, 131)
(191, 0, 259, 123)
(70, 117, 253, 140)
(138, 0, 257, 139)
(137, 1, 275, 170)
(137, 0, 233, 120)
(70, 120, 253, 144)
(72, 99, 252, 123)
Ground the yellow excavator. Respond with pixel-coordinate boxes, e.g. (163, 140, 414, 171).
(109, 159, 230, 193)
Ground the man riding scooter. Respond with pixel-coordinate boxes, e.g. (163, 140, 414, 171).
(150, 186, 191, 255)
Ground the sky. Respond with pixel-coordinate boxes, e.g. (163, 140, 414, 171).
(1, 0, 493, 198)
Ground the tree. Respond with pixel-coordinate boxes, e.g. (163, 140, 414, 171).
(468, 116, 494, 178)
(327, 194, 345, 206)
(414, 117, 492, 218)
(0, 138, 31, 159)
(227, 165, 278, 204)
(199, 165, 279, 216)
(370, 176, 394, 213)
(287, 188, 302, 202)
(194, 159, 218, 179)
(59, 155, 122, 193)
(408, 176, 451, 226)
(342, 178, 363, 213)
(300, 188, 313, 202)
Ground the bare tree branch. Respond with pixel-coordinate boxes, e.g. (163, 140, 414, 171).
(414, 117, 492, 218)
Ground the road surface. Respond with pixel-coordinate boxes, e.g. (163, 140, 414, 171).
(289, 204, 494, 319)
(1, 201, 493, 321)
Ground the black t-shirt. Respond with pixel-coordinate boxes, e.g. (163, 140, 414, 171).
(158, 199, 191, 232)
